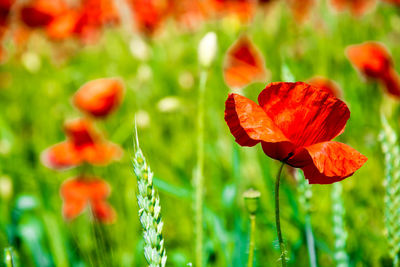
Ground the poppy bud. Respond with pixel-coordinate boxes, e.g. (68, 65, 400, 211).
(198, 32, 218, 68)
(73, 78, 125, 117)
(243, 188, 261, 215)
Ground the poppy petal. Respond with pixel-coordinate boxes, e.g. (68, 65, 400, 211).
(258, 82, 350, 147)
(73, 78, 125, 117)
(91, 200, 116, 223)
(225, 93, 290, 146)
(346, 42, 392, 79)
(60, 178, 89, 220)
(83, 142, 123, 165)
(41, 141, 81, 170)
(381, 68, 400, 98)
(223, 35, 267, 89)
(301, 141, 367, 184)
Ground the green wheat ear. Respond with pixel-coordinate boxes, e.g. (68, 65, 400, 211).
(132, 126, 167, 267)
(379, 116, 400, 264)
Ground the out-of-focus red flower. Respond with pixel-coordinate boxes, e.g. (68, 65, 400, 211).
(308, 76, 342, 98)
(0, 0, 14, 26)
(73, 0, 120, 43)
(287, 0, 315, 23)
(223, 35, 268, 89)
(330, 0, 376, 16)
(73, 78, 125, 117)
(224, 81, 367, 184)
(346, 41, 400, 97)
(42, 118, 123, 169)
(46, 10, 79, 40)
(127, 0, 172, 36)
(61, 177, 116, 223)
(19, 0, 67, 28)
(170, 0, 208, 30)
(209, 0, 257, 23)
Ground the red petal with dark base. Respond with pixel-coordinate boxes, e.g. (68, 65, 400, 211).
(258, 82, 350, 147)
(302, 141, 367, 184)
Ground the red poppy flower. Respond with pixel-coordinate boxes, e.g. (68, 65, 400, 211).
(127, 0, 172, 36)
(308, 76, 342, 98)
(72, 0, 120, 43)
(210, 0, 257, 23)
(42, 118, 122, 169)
(346, 42, 400, 97)
(19, 0, 67, 28)
(330, 0, 376, 16)
(61, 177, 116, 223)
(224, 82, 367, 184)
(46, 10, 79, 40)
(223, 35, 268, 89)
(73, 78, 125, 117)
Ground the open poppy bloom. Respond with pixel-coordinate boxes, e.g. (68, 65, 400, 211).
(330, 0, 376, 16)
(223, 35, 268, 90)
(224, 82, 367, 184)
(346, 42, 400, 97)
(308, 76, 342, 98)
(61, 177, 116, 223)
(42, 118, 122, 170)
(73, 78, 125, 117)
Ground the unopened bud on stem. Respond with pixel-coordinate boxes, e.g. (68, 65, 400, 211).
(198, 32, 218, 68)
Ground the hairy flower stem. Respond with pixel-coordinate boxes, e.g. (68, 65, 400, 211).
(275, 162, 287, 267)
(247, 214, 256, 267)
(195, 70, 208, 267)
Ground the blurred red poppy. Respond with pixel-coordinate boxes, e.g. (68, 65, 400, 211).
(19, 0, 67, 28)
(61, 177, 116, 223)
(330, 0, 376, 16)
(170, 0, 208, 30)
(46, 9, 79, 40)
(346, 42, 400, 97)
(223, 35, 268, 89)
(73, 0, 120, 43)
(127, 0, 172, 36)
(308, 76, 342, 98)
(224, 82, 367, 184)
(42, 118, 122, 169)
(210, 0, 257, 23)
(73, 77, 125, 117)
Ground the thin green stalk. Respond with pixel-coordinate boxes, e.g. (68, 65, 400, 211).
(195, 70, 208, 267)
(275, 162, 287, 267)
(247, 215, 256, 267)
(3, 247, 16, 267)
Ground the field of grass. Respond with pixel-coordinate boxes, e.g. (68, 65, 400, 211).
(1, 1, 400, 266)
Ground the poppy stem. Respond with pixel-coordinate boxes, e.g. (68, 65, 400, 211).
(195, 70, 208, 267)
(275, 162, 287, 267)
(247, 214, 256, 267)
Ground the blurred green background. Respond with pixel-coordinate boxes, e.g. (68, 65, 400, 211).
(1, 1, 400, 266)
